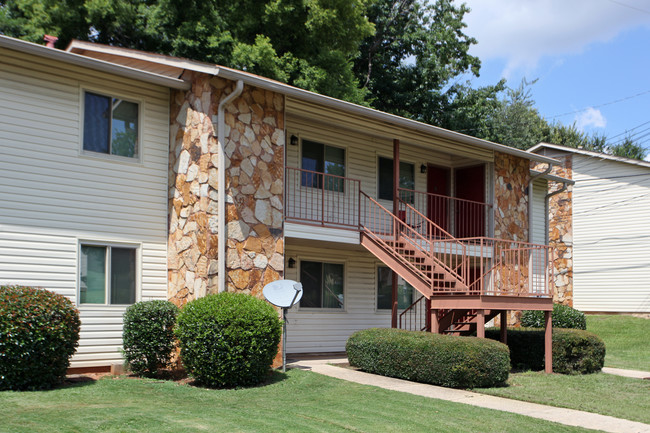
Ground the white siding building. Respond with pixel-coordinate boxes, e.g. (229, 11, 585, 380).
(0, 37, 189, 368)
(1, 35, 559, 370)
(530, 143, 650, 313)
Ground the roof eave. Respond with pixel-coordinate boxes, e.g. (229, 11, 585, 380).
(215, 68, 558, 164)
(0, 35, 190, 90)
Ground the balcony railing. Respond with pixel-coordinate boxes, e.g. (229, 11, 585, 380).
(436, 237, 553, 297)
(285, 166, 360, 229)
(399, 188, 492, 238)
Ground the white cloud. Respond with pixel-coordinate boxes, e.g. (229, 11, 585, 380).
(458, 0, 650, 78)
(575, 107, 607, 130)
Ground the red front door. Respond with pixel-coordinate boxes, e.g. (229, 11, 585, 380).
(454, 165, 485, 237)
(427, 165, 450, 233)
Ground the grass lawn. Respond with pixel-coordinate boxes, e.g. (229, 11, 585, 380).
(586, 315, 650, 370)
(0, 369, 595, 433)
(475, 371, 650, 424)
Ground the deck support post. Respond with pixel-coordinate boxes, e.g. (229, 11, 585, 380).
(544, 310, 553, 373)
(500, 310, 507, 344)
(391, 138, 400, 329)
(430, 308, 439, 333)
(391, 271, 398, 328)
(425, 298, 432, 331)
(476, 309, 485, 338)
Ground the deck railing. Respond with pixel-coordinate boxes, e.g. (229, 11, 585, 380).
(398, 295, 430, 331)
(285, 166, 361, 229)
(285, 166, 553, 299)
(399, 188, 492, 238)
(436, 237, 553, 297)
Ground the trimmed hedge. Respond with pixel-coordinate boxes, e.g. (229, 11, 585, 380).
(122, 300, 179, 377)
(175, 292, 282, 388)
(0, 285, 81, 390)
(346, 328, 510, 388)
(521, 304, 587, 329)
(485, 328, 605, 374)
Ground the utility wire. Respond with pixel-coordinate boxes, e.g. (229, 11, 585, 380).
(605, 0, 650, 15)
(548, 88, 650, 119)
(608, 119, 650, 140)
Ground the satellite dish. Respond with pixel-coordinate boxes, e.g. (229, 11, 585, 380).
(263, 279, 303, 308)
(263, 279, 303, 373)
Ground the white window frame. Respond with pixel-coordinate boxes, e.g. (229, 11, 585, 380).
(374, 264, 417, 313)
(79, 87, 144, 164)
(77, 240, 141, 307)
(376, 155, 415, 202)
(295, 257, 347, 312)
(299, 136, 348, 191)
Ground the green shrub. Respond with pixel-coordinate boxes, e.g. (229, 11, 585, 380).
(346, 328, 510, 388)
(0, 285, 81, 390)
(521, 304, 586, 329)
(175, 292, 282, 388)
(485, 328, 605, 374)
(122, 300, 179, 377)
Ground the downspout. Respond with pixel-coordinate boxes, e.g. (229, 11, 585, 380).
(544, 180, 568, 300)
(217, 80, 244, 293)
(545, 182, 568, 246)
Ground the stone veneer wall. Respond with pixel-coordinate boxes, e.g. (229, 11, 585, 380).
(533, 155, 574, 306)
(494, 152, 529, 242)
(494, 152, 530, 325)
(167, 72, 285, 306)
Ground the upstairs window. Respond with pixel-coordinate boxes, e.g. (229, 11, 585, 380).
(83, 91, 139, 158)
(299, 260, 344, 309)
(301, 139, 346, 192)
(79, 243, 137, 305)
(378, 157, 414, 201)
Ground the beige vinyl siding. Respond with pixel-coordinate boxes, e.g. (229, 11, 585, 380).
(0, 47, 170, 367)
(531, 178, 547, 245)
(286, 116, 493, 215)
(286, 98, 494, 161)
(284, 242, 392, 353)
(572, 154, 650, 312)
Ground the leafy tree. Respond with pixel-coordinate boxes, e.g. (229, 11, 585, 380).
(354, 0, 500, 126)
(0, 0, 374, 103)
(608, 137, 647, 160)
(484, 79, 548, 150)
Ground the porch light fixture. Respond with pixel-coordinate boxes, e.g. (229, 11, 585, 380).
(420, 164, 427, 174)
(288, 257, 296, 268)
(290, 135, 299, 146)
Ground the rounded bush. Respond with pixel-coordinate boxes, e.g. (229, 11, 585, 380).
(175, 292, 282, 388)
(485, 327, 605, 374)
(0, 285, 81, 390)
(521, 304, 586, 329)
(346, 328, 510, 388)
(122, 300, 179, 377)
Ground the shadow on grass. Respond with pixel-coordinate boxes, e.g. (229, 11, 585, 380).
(169, 368, 290, 390)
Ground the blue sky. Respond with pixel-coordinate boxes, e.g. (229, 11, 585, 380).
(456, 0, 650, 150)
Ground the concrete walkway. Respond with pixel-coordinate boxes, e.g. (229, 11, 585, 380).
(602, 367, 650, 379)
(288, 358, 650, 433)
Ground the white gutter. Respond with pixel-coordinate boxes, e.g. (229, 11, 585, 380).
(216, 80, 244, 293)
(0, 35, 190, 90)
(545, 182, 571, 245)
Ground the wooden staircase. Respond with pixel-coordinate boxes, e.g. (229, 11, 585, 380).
(360, 192, 485, 334)
(437, 309, 499, 336)
(360, 191, 553, 336)
(359, 193, 469, 300)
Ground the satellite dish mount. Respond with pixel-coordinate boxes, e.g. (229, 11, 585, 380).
(263, 279, 303, 372)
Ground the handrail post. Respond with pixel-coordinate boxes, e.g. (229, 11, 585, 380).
(358, 188, 361, 230)
(321, 171, 325, 224)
